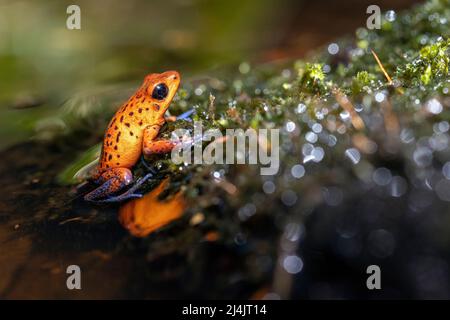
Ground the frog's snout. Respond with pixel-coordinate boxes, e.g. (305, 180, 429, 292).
(164, 70, 181, 94)
(163, 70, 180, 82)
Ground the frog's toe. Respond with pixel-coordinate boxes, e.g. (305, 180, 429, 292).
(140, 157, 158, 174)
(176, 109, 194, 121)
(94, 173, 153, 203)
(93, 192, 143, 203)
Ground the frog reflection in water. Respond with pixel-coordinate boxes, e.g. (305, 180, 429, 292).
(84, 71, 192, 203)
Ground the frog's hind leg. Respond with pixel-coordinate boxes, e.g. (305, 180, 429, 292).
(94, 172, 154, 203)
(84, 167, 133, 202)
(85, 172, 154, 203)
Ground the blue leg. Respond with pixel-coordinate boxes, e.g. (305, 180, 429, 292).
(176, 109, 194, 121)
(86, 173, 154, 203)
(84, 167, 133, 202)
(84, 179, 121, 202)
(140, 156, 157, 174)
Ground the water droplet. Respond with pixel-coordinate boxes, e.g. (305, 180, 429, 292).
(337, 124, 347, 134)
(400, 128, 415, 143)
(312, 123, 323, 133)
(429, 134, 448, 151)
(385, 10, 396, 22)
(281, 69, 291, 78)
(327, 43, 339, 55)
(283, 223, 304, 242)
(282, 255, 304, 274)
(238, 62, 250, 74)
(435, 179, 450, 202)
(438, 121, 449, 133)
(263, 181, 276, 194)
(328, 135, 337, 147)
(291, 164, 305, 179)
(442, 162, 450, 180)
(302, 143, 314, 156)
(340, 110, 350, 121)
(281, 190, 297, 206)
(390, 176, 408, 197)
(375, 92, 386, 103)
(312, 147, 324, 163)
(373, 167, 392, 186)
(354, 104, 364, 112)
(296, 103, 307, 114)
(345, 148, 361, 165)
(305, 131, 318, 143)
(315, 111, 324, 120)
(194, 87, 203, 96)
(413, 147, 433, 167)
(285, 121, 296, 133)
(425, 98, 443, 114)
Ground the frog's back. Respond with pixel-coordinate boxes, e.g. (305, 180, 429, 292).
(98, 94, 153, 171)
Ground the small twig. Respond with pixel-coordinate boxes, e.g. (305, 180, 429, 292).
(371, 49, 393, 85)
(371, 49, 405, 97)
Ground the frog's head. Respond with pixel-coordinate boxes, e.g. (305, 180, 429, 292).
(143, 70, 180, 115)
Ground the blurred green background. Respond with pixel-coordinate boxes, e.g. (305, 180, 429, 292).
(0, 0, 289, 148)
(0, 0, 421, 149)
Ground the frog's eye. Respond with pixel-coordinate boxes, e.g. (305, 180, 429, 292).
(152, 83, 169, 100)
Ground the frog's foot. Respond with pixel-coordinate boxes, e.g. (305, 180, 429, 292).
(140, 156, 157, 175)
(177, 109, 194, 121)
(85, 172, 154, 203)
(84, 168, 133, 202)
(166, 109, 194, 122)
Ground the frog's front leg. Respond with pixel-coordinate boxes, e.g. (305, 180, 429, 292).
(165, 109, 194, 122)
(143, 139, 178, 155)
(142, 125, 177, 155)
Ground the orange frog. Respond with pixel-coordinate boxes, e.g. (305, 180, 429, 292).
(84, 71, 191, 203)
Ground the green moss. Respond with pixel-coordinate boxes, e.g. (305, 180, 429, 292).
(351, 71, 377, 94)
(297, 62, 329, 95)
(399, 38, 450, 85)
